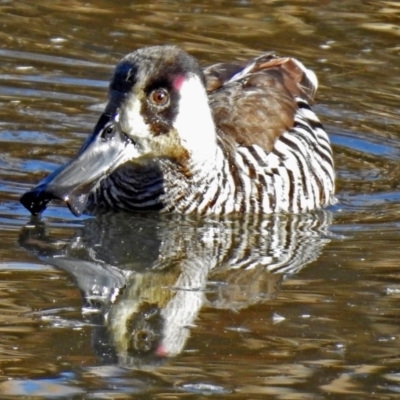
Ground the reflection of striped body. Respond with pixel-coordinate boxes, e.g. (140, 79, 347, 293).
(88, 48, 334, 215)
(20, 211, 332, 365)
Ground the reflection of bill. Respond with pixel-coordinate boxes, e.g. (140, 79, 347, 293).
(19, 211, 332, 368)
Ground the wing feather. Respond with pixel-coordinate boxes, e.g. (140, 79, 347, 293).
(204, 54, 319, 153)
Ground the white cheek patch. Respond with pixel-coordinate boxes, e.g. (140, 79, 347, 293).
(119, 96, 151, 140)
(173, 75, 217, 163)
(118, 96, 155, 155)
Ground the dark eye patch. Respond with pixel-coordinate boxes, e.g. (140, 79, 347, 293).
(149, 88, 170, 107)
(141, 76, 181, 136)
(145, 77, 173, 95)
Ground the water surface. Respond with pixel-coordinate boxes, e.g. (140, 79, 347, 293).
(1, 0, 400, 398)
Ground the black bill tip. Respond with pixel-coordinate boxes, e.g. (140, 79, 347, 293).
(20, 186, 89, 217)
(20, 187, 52, 216)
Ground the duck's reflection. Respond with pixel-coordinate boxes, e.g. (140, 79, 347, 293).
(20, 211, 332, 368)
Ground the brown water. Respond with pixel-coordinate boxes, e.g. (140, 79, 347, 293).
(1, 0, 400, 398)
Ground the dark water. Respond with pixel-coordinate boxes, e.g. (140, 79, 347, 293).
(1, 0, 400, 398)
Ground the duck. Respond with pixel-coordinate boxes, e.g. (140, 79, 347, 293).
(20, 45, 335, 217)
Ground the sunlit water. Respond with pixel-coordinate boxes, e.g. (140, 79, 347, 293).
(1, 0, 400, 398)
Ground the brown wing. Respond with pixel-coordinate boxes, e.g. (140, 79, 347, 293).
(204, 54, 317, 153)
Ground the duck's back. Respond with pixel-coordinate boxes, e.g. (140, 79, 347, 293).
(201, 54, 335, 214)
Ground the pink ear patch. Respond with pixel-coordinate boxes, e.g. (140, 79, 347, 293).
(155, 344, 167, 357)
(172, 75, 186, 91)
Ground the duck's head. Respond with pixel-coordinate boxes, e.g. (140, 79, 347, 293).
(20, 45, 216, 216)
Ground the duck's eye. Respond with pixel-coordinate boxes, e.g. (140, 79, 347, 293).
(149, 88, 169, 106)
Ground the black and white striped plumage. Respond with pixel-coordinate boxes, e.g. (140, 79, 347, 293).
(20, 45, 335, 217)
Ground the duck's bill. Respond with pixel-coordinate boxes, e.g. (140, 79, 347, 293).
(20, 115, 135, 217)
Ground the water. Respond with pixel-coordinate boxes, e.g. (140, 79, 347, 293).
(1, 0, 400, 398)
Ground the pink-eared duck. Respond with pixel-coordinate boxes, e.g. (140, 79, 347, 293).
(20, 45, 335, 216)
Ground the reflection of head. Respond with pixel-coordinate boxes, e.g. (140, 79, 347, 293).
(127, 304, 164, 355)
(107, 256, 212, 366)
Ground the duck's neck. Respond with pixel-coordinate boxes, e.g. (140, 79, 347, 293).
(159, 142, 229, 214)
